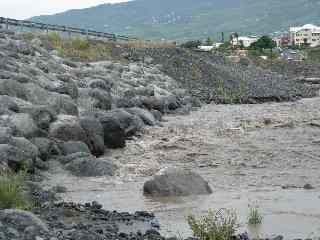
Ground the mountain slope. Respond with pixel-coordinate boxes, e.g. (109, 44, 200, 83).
(30, 0, 320, 41)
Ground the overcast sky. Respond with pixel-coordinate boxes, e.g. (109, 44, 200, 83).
(0, 0, 130, 20)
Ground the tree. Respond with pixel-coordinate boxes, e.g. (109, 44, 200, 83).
(250, 36, 276, 51)
(234, 32, 239, 46)
(239, 40, 244, 49)
(205, 37, 214, 46)
(180, 40, 202, 49)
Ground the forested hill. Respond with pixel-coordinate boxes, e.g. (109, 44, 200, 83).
(31, 0, 320, 41)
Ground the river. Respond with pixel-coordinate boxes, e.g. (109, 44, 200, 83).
(43, 98, 320, 239)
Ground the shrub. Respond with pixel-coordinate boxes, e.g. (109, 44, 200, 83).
(181, 40, 202, 49)
(21, 32, 35, 41)
(215, 80, 246, 104)
(248, 205, 263, 225)
(48, 32, 62, 48)
(187, 209, 239, 240)
(0, 171, 33, 209)
(70, 37, 90, 51)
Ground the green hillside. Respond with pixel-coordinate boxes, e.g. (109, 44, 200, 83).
(30, 0, 320, 41)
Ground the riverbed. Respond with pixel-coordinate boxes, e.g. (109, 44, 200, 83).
(43, 97, 320, 239)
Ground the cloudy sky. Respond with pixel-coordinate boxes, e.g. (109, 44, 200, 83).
(0, 0, 130, 20)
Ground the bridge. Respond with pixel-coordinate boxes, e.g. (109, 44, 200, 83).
(0, 17, 140, 42)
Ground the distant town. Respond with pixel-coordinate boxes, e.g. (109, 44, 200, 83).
(193, 23, 320, 62)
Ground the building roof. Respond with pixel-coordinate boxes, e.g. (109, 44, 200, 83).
(290, 24, 320, 32)
(238, 36, 258, 41)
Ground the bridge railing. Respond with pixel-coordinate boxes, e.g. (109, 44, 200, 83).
(0, 17, 140, 42)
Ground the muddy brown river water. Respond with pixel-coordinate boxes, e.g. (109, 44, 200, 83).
(43, 98, 320, 239)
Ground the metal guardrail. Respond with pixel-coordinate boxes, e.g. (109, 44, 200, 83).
(0, 17, 140, 42)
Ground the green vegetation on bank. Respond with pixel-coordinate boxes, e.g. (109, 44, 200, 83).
(47, 32, 111, 61)
(248, 206, 263, 225)
(0, 171, 33, 210)
(187, 209, 238, 240)
(22, 32, 175, 62)
(306, 47, 320, 63)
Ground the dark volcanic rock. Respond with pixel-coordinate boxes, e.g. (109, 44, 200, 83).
(29, 202, 160, 240)
(65, 157, 117, 177)
(58, 152, 92, 165)
(79, 117, 105, 157)
(0, 143, 35, 171)
(59, 141, 91, 156)
(0, 127, 13, 144)
(98, 109, 143, 148)
(0, 209, 50, 240)
(143, 168, 212, 197)
(51, 95, 79, 116)
(0, 95, 19, 114)
(22, 105, 57, 130)
(110, 109, 144, 137)
(0, 79, 28, 100)
(31, 137, 60, 161)
(49, 115, 86, 142)
(126, 107, 157, 126)
(9, 137, 40, 161)
(4, 113, 40, 138)
(89, 88, 112, 111)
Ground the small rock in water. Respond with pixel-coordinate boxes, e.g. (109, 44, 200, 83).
(271, 235, 284, 240)
(51, 185, 67, 193)
(303, 183, 314, 190)
(281, 184, 299, 190)
(92, 201, 103, 209)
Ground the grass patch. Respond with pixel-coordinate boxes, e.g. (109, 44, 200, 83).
(0, 171, 33, 210)
(46, 32, 115, 61)
(123, 40, 176, 49)
(214, 79, 247, 104)
(248, 205, 263, 225)
(187, 209, 239, 240)
(21, 32, 35, 41)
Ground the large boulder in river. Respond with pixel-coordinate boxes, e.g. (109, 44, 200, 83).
(98, 109, 143, 148)
(0, 209, 50, 240)
(143, 168, 212, 197)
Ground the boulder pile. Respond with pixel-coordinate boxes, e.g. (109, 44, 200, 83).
(0, 32, 199, 175)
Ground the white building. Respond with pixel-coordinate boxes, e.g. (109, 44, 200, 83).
(231, 36, 258, 48)
(290, 24, 320, 47)
(197, 46, 214, 52)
